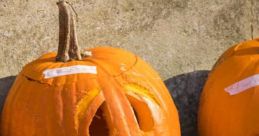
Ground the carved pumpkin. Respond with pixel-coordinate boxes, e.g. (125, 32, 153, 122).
(198, 39, 259, 136)
(1, 1, 180, 136)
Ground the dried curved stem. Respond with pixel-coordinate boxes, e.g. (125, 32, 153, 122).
(56, 1, 82, 62)
(69, 9, 82, 60)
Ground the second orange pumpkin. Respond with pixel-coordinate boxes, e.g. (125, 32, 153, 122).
(198, 39, 259, 136)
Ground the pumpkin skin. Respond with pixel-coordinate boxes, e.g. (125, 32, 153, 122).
(198, 39, 259, 136)
(1, 47, 181, 136)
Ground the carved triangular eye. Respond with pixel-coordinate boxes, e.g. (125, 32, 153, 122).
(128, 95, 155, 132)
(124, 83, 161, 132)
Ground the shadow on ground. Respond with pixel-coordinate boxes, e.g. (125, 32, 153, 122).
(0, 76, 16, 111)
(164, 70, 209, 136)
(0, 71, 209, 136)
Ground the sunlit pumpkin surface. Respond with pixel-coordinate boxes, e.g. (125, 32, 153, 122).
(1, 47, 180, 136)
(198, 39, 259, 136)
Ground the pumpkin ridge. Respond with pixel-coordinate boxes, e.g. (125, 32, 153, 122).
(97, 68, 142, 136)
(77, 94, 105, 136)
(74, 88, 100, 130)
(60, 77, 78, 135)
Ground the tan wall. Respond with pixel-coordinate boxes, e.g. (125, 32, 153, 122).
(0, 0, 258, 79)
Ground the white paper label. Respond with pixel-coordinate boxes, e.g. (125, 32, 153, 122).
(225, 74, 259, 95)
(43, 65, 97, 79)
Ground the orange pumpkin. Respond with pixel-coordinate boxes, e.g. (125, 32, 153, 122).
(1, 1, 180, 136)
(198, 39, 259, 136)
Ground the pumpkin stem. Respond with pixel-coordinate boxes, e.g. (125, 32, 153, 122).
(56, 1, 82, 62)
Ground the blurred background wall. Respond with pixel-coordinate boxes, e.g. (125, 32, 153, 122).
(1, 0, 258, 79)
